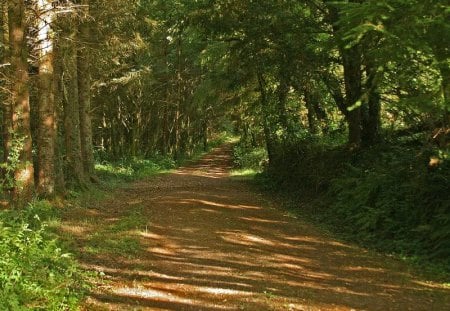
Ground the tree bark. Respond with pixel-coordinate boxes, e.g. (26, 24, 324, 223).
(77, 0, 95, 179)
(36, 0, 56, 196)
(60, 17, 87, 188)
(326, 0, 363, 148)
(304, 86, 318, 134)
(1, 2, 11, 169)
(361, 61, 381, 146)
(8, 0, 34, 203)
(258, 72, 274, 165)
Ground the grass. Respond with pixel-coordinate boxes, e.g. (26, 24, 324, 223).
(230, 168, 261, 180)
(79, 204, 149, 258)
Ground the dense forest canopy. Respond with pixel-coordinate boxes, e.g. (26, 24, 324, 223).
(0, 0, 449, 309)
(0, 0, 449, 236)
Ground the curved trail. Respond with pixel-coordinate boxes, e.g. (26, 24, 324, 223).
(62, 145, 450, 310)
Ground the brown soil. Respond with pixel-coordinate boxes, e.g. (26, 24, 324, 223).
(61, 144, 450, 311)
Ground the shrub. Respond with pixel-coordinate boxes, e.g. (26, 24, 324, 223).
(233, 143, 268, 170)
(263, 136, 450, 268)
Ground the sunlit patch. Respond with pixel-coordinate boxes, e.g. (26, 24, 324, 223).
(113, 287, 236, 309)
(59, 224, 91, 235)
(271, 254, 312, 265)
(345, 266, 386, 273)
(127, 199, 143, 205)
(18, 167, 32, 182)
(140, 232, 164, 239)
(279, 263, 305, 271)
(148, 247, 176, 255)
(196, 287, 253, 296)
(239, 216, 288, 224)
(328, 241, 355, 249)
(181, 228, 201, 233)
(219, 231, 308, 250)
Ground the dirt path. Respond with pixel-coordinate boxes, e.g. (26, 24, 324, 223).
(61, 145, 450, 311)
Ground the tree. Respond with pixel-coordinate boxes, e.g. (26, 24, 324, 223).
(8, 0, 34, 203)
(77, 0, 95, 179)
(59, 11, 87, 188)
(36, 0, 56, 196)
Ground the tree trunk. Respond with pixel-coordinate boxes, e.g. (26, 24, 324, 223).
(60, 18, 87, 188)
(439, 65, 450, 127)
(342, 46, 363, 148)
(277, 77, 290, 135)
(361, 61, 381, 146)
(53, 41, 66, 193)
(8, 0, 34, 203)
(36, 0, 56, 196)
(326, 0, 363, 148)
(1, 2, 11, 169)
(304, 86, 318, 134)
(258, 72, 274, 165)
(77, 0, 95, 179)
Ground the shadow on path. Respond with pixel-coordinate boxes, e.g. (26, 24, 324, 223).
(61, 144, 450, 311)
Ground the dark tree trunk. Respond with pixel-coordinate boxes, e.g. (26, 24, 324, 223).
(326, 0, 363, 148)
(304, 86, 318, 134)
(258, 72, 274, 165)
(362, 61, 381, 146)
(342, 46, 363, 148)
(277, 77, 290, 135)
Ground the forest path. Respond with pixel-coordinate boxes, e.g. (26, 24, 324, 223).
(61, 144, 450, 311)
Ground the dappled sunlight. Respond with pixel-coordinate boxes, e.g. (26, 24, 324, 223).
(112, 287, 236, 310)
(63, 145, 450, 310)
(239, 216, 288, 224)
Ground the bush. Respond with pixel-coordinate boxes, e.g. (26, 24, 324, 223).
(233, 143, 268, 170)
(263, 136, 450, 268)
(325, 146, 450, 263)
(0, 201, 86, 310)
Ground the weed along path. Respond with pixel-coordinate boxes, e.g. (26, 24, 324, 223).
(61, 145, 450, 311)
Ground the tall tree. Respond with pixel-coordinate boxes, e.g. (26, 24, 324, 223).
(36, 0, 56, 196)
(59, 13, 86, 188)
(1, 1, 11, 169)
(8, 0, 34, 202)
(77, 0, 95, 179)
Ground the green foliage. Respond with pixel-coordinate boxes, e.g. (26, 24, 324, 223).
(0, 134, 26, 193)
(326, 144, 450, 263)
(233, 142, 268, 171)
(0, 201, 86, 310)
(263, 137, 450, 269)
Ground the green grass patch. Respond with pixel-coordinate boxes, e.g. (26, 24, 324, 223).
(230, 168, 260, 180)
(85, 206, 148, 258)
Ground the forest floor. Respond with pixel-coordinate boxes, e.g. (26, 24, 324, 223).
(60, 144, 450, 311)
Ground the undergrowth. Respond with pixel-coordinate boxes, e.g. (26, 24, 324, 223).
(236, 135, 450, 279)
(0, 201, 87, 310)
